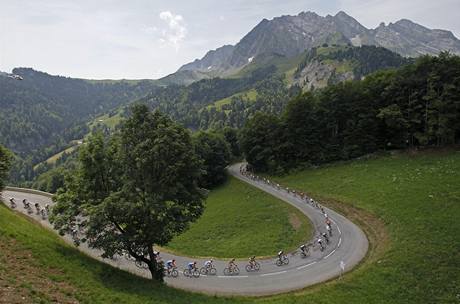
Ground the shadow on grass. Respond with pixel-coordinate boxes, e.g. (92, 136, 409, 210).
(52, 244, 234, 304)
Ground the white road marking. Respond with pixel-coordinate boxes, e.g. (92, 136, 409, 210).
(329, 218, 341, 236)
(323, 249, 336, 260)
(217, 275, 248, 278)
(338, 237, 342, 248)
(260, 270, 287, 277)
(297, 261, 317, 270)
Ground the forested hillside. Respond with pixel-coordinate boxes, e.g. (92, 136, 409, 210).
(241, 52, 460, 172)
(0, 68, 156, 155)
(138, 65, 297, 130)
(0, 46, 434, 187)
(139, 45, 409, 130)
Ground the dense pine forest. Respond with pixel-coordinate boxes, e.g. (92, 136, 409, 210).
(240, 52, 460, 173)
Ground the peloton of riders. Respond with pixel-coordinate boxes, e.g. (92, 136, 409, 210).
(7, 170, 337, 278)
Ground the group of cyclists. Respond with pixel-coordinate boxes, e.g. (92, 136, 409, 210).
(154, 165, 338, 279)
(163, 254, 276, 278)
(9, 197, 49, 219)
(240, 164, 325, 210)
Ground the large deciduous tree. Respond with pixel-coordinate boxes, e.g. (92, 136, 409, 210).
(51, 104, 205, 281)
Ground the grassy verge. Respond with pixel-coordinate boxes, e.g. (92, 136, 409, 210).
(166, 176, 312, 258)
(264, 149, 460, 303)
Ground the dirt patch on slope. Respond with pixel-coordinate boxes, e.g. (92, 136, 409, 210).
(289, 213, 302, 231)
(0, 238, 79, 304)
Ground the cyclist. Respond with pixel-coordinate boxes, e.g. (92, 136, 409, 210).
(188, 261, 197, 271)
(248, 256, 256, 266)
(204, 259, 214, 269)
(322, 232, 330, 244)
(45, 204, 50, 213)
(228, 258, 237, 271)
(23, 199, 31, 209)
(9, 197, 16, 208)
(165, 259, 176, 273)
(277, 250, 285, 262)
(34, 203, 41, 214)
(317, 237, 325, 251)
(326, 224, 332, 236)
(300, 244, 308, 256)
(153, 250, 161, 261)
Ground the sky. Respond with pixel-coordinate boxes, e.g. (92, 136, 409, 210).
(1, 0, 459, 79)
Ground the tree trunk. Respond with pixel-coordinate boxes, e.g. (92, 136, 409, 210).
(147, 247, 164, 281)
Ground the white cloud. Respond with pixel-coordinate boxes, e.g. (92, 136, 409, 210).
(158, 11, 187, 51)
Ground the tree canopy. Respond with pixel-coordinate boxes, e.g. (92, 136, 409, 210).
(51, 104, 205, 280)
(241, 53, 460, 172)
(193, 131, 231, 188)
(0, 145, 12, 190)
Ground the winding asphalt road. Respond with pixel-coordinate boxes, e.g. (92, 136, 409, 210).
(1, 163, 368, 296)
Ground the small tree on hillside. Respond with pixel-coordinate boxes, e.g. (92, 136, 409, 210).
(0, 145, 12, 191)
(51, 104, 205, 280)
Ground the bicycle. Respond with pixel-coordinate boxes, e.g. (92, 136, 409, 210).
(200, 265, 217, 275)
(40, 209, 47, 220)
(34, 203, 41, 215)
(299, 244, 313, 258)
(223, 264, 240, 276)
(183, 267, 200, 278)
(135, 260, 149, 270)
(275, 255, 289, 266)
(245, 261, 260, 272)
(164, 267, 179, 278)
(26, 204, 33, 214)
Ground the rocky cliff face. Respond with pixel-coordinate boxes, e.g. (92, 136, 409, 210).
(292, 45, 410, 91)
(175, 11, 460, 81)
(367, 19, 460, 57)
(178, 45, 235, 73)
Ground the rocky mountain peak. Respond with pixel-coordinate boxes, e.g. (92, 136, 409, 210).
(172, 11, 460, 84)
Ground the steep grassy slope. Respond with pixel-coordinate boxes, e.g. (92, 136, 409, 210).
(166, 176, 311, 258)
(0, 204, 231, 304)
(268, 150, 460, 303)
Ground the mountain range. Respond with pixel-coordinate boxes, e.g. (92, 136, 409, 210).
(173, 11, 460, 83)
(2, 10, 460, 186)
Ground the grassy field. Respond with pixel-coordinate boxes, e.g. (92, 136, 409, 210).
(0, 203, 229, 304)
(0, 150, 458, 303)
(268, 150, 460, 303)
(33, 144, 81, 170)
(206, 89, 258, 111)
(166, 176, 311, 258)
(87, 112, 123, 132)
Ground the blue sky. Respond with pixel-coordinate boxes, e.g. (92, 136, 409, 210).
(1, 0, 459, 79)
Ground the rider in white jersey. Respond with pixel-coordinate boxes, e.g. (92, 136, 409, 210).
(204, 259, 213, 268)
